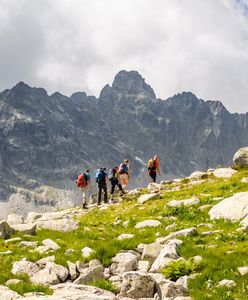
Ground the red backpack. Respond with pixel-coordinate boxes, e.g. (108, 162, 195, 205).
(77, 173, 88, 188)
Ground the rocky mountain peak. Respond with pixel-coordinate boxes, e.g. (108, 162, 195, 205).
(111, 70, 156, 100)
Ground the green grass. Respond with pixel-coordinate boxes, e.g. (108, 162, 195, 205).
(0, 168, 248, 297)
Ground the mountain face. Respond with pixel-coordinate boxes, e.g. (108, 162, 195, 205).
(0, 70, 248, 217)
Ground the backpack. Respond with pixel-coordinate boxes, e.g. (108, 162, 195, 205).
(108, 168, 114, 181)
(77, 173, 88, 188)
(118, 163, 128, 174)
(95, 169, 106, 183)
(147, 159, 155, 170)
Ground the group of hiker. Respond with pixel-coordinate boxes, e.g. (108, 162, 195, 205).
(76, 156, 160, 209)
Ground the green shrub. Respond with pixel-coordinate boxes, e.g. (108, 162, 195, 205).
(90, 279, 117, 293)
(161, 259, 201, 281)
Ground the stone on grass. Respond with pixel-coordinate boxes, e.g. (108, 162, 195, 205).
(199, 205, 212, 211)
(7, 213, 24, 225)
(135, 220, 161, 229)
(65, 248, 75, 254)
(209, 192, 248, 221)
(141, 242, 163, 261)
(76, 261, 88, 273)
(233, 147, 248, 168)
(237, 266, 248, 276)
(138, 193, 158, 204)
(4, 237, 22, 244)
(147, 183, 161, 192)
(0, 250, 13, 255)
(117, 234, 134, 240)
(217, 279, 236, 289)
(120, 271, 156, 299)
(5, 279, 23, 286)
(12, 259, 39, 277)
(81, 246, 95, 258)
(156, 228, 197, 243)
(241, 177, 248, 183)
(166, 223, 177, 231)
(42, 239, 60, 251)
(35, 246, 52, 254)
(189, 171, 207, 180)
(150, 239, 183, 272)
(213, 168, 237, 179)
(167, 197, 199, 207)
(11, 223, 36, 235)
(0, 221, 14, 239)
(18, 241, 38, 248)
(110, 252, 138, 276)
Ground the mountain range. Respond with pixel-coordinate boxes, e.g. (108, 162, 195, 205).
(0, 70, 247, 217)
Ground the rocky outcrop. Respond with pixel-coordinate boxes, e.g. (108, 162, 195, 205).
(0, 220, 14, 239)
(209, 192, 248, 221)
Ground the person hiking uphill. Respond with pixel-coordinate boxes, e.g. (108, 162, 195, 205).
(95, 168, 108, 205)
(109, 166, 124, 200)
(76, 171, 89, 209)
(147, 155, 161, 183)
(118, 159, 130, 190)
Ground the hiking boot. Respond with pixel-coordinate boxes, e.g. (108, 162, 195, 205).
(97, 202, 101, 206)
(82, 203, 88, 209)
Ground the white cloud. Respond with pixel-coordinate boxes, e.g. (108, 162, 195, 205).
(1, 0, 248, 112)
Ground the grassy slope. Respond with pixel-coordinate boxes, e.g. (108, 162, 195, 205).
(0, 169, 248, 299)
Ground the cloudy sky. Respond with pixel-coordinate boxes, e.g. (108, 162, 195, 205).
(1, 0, 248, 112)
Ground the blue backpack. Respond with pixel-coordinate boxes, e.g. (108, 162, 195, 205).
(95, 169, 106, 183)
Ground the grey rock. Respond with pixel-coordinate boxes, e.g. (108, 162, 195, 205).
(67, 261, 78, 281)
(110, 252, 138, 276)
(135, 220, 161, 229)
(12, 259, 39, 277)
(42, 239, 60, 251)
(213, 168, 237, 178)
(81, 246, 95, 258)
(73, 266, 104, 284)
(156, 228, 197, 243)
(0, 220, 14, 239)
(36, 256, 55, 268)
(11, 223, 36, 235)
(233, 147, 248, 168)
(5, 279, 23, 286)
(0, 285, 24, 299)
(120, 271, 155, 298)
(167, 197, 199, 207)
(4, 237, 22, 244)
(117, 234, 134, 240)
(18, 241, 38, 248)
(7, 213, 24, 225)
(217, 279, 236, 289)
(138, 193, 158, 204)
(141, 242, 163, 261)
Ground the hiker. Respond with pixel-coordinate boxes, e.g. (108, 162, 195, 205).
(118, 159, 130, 190)
(85, 169, 93, 203)
(95, 167, 108, 205)
(109, 166, 124, 200)
(76, 172, 89, 209)
(147, 155, 161, 183)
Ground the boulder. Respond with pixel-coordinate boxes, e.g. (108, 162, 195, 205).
(46, 262, 69, 282)
(12, 259, 39, 277)
(0, 220, 14, 239)
(0, 285, 24, 299)
(31, 267, 60, 286)
(233, 147, 248, 168)
(156, 228, 197, 243)
(67, 261, 78, 281)
(138, 193, 158, 204)
(135, 220, 161, 229)
(120, 271, 156, 298)
(76, 261, 88, 273)
(137, 260, 150, 273)
(167, 197, 199, 207)
(213, 168, 237, 179)
(50, 283, 117, 299)
(73, 266, 104, 284)
(36, 218, 79, 232)
(110, 252, 139, 276)
(11, 223, 36, 235)
(150, 239, 183, 272)
(7, 213, 24, 225)
(36, 256, 55, 268)
(209, 192, 248, 221)
(147, 183, 161, 193)
(141, 242, 163, 261)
